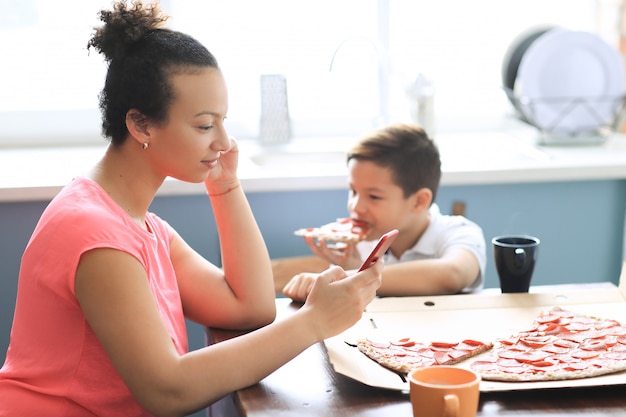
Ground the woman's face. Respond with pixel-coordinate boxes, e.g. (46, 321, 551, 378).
(147, 67, 231, 183)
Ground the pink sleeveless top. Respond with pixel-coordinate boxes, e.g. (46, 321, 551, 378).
(0, 177, 187, 416)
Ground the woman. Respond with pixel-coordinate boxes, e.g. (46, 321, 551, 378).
(0, 2, 382, 416)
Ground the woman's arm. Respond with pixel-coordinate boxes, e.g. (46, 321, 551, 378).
(76, 250, 382, 417)
(170, 184, 275, 329)
(173, 136, 275, 329)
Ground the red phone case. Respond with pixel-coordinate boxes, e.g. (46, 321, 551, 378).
(358, 229, 399, 272)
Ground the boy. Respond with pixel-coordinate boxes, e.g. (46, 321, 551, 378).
(282, 123, 486, 301)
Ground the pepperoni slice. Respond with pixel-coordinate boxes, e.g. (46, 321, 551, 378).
(501, 366, 529, 374)
(606, 327, 626, 336)
(604, 351, 626, 360)
(571, 315, 597, 324)
(610, 343, 626, 352)
(430, 346, 454, 352)
(497, 349, 523, 360)
(471, 361, 499, 371)
(500, 341, 527, 351)
(540, 344, 570, 354)
(394, 356, 420, 364)
(562, 362, 591, 371)
(550, 309, 575, 318)
(552, 353, 581, 363)
(382, 348, 407, 357)
(594, 319, 621, 330)
(461, 339, 486, 347)
(433, 351, 451, 365)
(519, 335, 551, 348)
(537, 322, 562, 334)
(559, 333, 587, 344)
(430, 341, 459, 348)
(496, 335, 519, 346)
(421, 358, 436, 367)
(391, 338, 416, 347)
(365, 338, 390, 349)
(514, 350, 551, 363)
(496, 358, 524, 368)
(532, 357, 560, 367)
(536, 314, 561, 324)
(571, 349, 600, 360)
(553, 338, 580, 349)
(600, 335, 617, 347)
(583, 330, 606, 340)
(566, 322, 592, 332)
(447, 349, 471, 360)
(581, 340, 607, 351)
(531, 359, 560, 370)
(404, 343, 431, 352)
(590, 358, 616, 368)
(418, 349, 435, 359)
(456, 342, 482, 351)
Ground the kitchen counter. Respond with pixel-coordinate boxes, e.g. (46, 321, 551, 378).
(1, 124, 626, 202)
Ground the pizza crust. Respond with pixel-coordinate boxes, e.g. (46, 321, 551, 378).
(470, 361, 626, 382)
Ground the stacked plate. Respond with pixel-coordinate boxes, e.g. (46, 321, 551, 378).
(503, 27, 625, 144)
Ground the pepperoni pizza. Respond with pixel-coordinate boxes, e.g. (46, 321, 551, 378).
(470, 307, 626, 381)
(294, 217, 370, 243)
(356, 337, 493, 375)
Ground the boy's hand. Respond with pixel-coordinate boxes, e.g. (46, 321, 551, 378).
(304, 236, 362, 270)
(282, 272, 317, 302)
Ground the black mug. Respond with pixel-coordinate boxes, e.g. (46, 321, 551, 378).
(492, 235, 540, 293)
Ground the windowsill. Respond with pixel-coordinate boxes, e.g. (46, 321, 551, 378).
(1, 124, 626, 203)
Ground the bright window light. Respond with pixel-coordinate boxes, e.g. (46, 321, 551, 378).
(0, 0, 618, 147)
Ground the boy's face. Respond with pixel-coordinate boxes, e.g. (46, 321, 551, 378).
(347, 159, 423, 241)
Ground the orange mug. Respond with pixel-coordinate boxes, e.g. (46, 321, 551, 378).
(408, 366, 480, 417)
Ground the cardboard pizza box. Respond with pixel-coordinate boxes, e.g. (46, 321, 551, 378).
(324, 262, 626, 392)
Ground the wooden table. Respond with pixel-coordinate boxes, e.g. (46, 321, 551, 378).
(207, 283, 626, 417)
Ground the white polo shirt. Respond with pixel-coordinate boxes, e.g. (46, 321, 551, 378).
(357, 204, 486, 292)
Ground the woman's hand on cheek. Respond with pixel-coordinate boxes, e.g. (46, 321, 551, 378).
(205, 137, 240, 192)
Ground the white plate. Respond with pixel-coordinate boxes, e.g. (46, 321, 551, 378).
(515, 29, 625, 137)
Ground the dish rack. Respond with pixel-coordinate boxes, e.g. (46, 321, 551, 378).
(504, 87, 626, 145)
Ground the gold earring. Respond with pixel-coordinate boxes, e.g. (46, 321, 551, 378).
(142, 142, 149, 150)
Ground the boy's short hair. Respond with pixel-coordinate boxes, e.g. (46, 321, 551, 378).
(347, 123, 441, 202)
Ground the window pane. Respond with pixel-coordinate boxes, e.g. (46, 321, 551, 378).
(0, 0, 109, 146)
(388, 0, 617, 130)
(0, 0, 619, 147)
(168, 0, 380, 138)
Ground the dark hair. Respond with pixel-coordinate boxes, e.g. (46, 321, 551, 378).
(347, 123, 442, 202)
(87, 0, 219, 145)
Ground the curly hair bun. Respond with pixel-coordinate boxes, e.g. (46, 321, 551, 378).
(87, 0, 169, 62)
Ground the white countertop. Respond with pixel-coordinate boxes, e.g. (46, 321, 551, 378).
(1, 125, 626, 202)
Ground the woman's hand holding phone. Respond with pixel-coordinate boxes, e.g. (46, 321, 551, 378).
(357, 229, 399, 272)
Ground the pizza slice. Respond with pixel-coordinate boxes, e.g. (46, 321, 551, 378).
(356, 337, 493, 375)
(469, 307, 626, 382)
(294, 217, 370, 243)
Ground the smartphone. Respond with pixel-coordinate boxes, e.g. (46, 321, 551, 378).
(357, 229, 399, 272)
